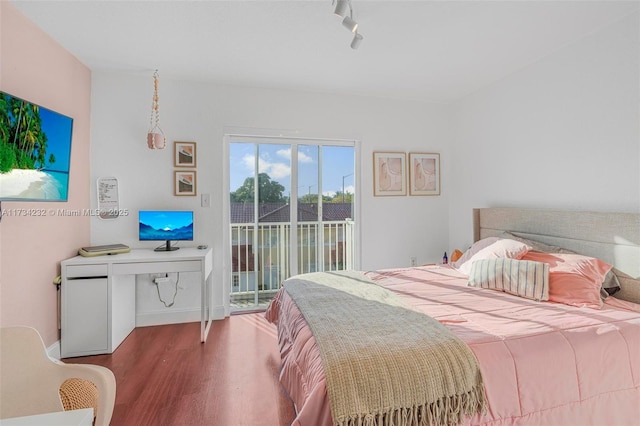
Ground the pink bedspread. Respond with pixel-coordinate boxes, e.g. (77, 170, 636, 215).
(265, 265, 640, 426)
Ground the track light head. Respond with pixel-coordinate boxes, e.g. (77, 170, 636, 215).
(342, 16, 358, 33)
(350, 32, 363, 49)
(334, 0, 349, 18)
(331, 0, 362, 49)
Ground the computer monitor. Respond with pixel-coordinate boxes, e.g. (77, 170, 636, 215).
(139, 210, 194, 252)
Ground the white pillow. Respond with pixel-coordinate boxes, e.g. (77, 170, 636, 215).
(456, 239, 531, 275)
(452, 237, 501, 268)
(468, 258, 549, 301)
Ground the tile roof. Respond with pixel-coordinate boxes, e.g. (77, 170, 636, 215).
(230, 202, 352, 223)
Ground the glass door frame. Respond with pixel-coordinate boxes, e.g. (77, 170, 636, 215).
(222, 132, 361, 316)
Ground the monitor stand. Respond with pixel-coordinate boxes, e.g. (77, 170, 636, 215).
(154, 240, 180, 252)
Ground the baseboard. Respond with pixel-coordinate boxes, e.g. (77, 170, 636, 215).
(211, 304, 225, 320)
(136, 308, 200, 327)
(136, 304, 226, 327)
(47, 340, 61, 360)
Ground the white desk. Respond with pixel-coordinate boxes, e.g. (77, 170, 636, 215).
(61, 248, 213, 358)
(1, 408, 93, 426)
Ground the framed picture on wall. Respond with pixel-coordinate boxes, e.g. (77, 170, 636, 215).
(174, 141, 197, 167)
(373, 152, 406, 196)
(175, 171, 197, 196)
(408, 152, 440, 196)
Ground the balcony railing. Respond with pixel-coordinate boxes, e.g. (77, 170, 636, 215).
(230, 220, 354, 301)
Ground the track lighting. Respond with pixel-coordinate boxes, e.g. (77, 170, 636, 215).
(350, 32, 363, 49)
(334, 0, 348, 18)
(342, 16, 358, 33)
(331, 0, 363, 49)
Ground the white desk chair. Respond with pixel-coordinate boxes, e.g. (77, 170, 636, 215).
(0, 326, 116, 425)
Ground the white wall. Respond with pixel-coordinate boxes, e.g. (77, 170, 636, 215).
(91, 11, 638, 325)
(90, 74, 452, 321)
(449, 11, 640, 251)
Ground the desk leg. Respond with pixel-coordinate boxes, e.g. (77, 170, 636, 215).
(202, 318, 213, 343)
(201, 271, 213, 343)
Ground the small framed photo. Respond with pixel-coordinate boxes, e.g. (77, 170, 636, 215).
(174, 141, 197, 167)
(175, 171, 197, 196)
(373, 152, 406, 196)
(409, 153, 440, 196)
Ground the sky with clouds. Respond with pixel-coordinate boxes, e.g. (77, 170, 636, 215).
(230, 142, 355, 198)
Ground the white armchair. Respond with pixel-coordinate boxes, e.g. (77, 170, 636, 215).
(0, 326, 116, 425)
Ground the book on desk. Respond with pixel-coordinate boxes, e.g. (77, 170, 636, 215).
(78, 244, 131, 257)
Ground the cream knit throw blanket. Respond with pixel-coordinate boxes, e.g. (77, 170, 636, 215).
(284, 271, 487, 426)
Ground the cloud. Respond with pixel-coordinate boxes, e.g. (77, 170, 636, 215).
(298, 151, 313, 163)
(277, 148, 313, 163)
(265, 161, 291, 179)
(276, 149, 290, 160)
(243, 154, 291, 180)
(325, 185, 355, 196)
(242, 155, 255, 170)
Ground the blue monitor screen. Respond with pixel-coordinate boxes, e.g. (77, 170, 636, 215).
(0, 91, 74, 201)
(139, 211, 194, 241)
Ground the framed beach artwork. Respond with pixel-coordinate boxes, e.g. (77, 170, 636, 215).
(174, 141, 196, 167)
(175, 171, 197, 196)
(373, 152, 406, 196)
(0, 91, 73, 202)
(409, 153, 440, 196)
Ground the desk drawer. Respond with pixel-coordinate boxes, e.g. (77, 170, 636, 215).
(65, 264, 108, 278)
(112, 260, 201, 275)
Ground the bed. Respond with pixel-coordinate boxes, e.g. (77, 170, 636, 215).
(265, 208, 640, 425)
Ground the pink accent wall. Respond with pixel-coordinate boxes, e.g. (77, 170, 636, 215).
(0, 2, 91, 347)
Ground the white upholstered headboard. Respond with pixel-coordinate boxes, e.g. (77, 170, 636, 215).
(473, 208, 640, 303)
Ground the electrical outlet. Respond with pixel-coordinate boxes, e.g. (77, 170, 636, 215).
(410, 256, 417, 267)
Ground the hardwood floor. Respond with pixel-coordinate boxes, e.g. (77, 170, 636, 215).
(68, 313, 296, 426)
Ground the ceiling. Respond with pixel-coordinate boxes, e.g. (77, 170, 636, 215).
(10, 0, 639, 104)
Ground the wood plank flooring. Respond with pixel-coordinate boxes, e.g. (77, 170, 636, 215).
(67, 313, 296, 426)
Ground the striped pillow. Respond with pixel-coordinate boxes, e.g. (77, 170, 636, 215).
(468, 258, 549, 301)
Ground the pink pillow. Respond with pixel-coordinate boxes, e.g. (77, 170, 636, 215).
(522, 252, 612, 309)
(456, 239, 531, 275)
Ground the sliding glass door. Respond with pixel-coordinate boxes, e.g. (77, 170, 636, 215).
(228, 137, 356, 311)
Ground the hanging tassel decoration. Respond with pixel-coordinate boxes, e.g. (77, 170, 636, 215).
(147, 70, 166, 149)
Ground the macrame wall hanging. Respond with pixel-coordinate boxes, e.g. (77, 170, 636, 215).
(147, 70, 166, 149)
